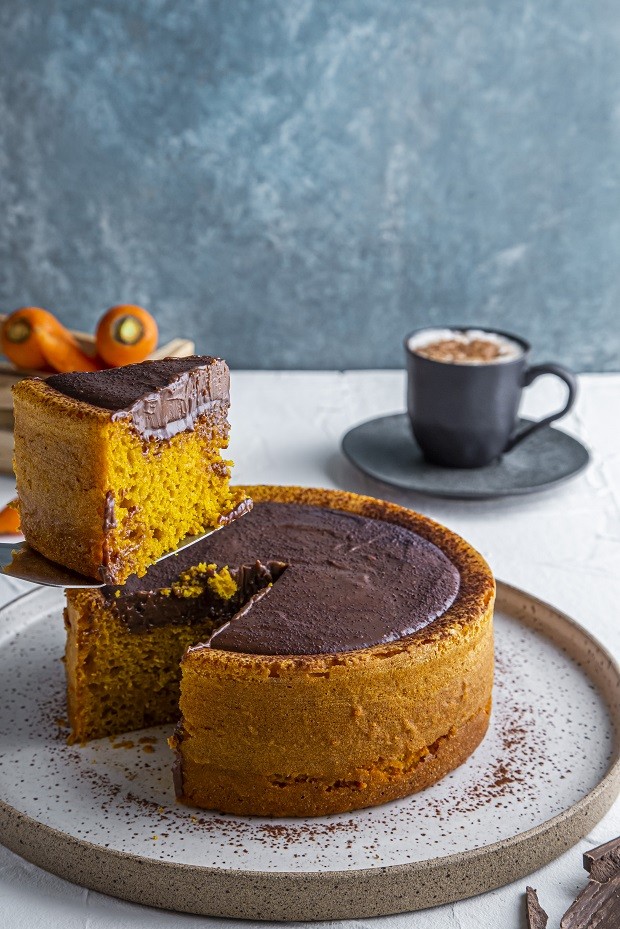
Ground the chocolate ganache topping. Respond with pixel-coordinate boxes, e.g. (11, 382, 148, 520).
(104, 502, 460, 656)
(47, 356, 229, 440)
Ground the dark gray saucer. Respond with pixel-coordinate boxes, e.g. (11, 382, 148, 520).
(341, 414, 590, 500)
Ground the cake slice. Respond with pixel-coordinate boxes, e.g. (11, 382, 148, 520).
(12, 356, 248, 583)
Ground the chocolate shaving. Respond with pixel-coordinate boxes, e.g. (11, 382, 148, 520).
(526, 886, 549, 929)
(584, 836, 620, 884)
(523, 836, 620, 928)
(560, 871, 620, 928)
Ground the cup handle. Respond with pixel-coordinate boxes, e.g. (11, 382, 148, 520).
(504, 363, 577, 453)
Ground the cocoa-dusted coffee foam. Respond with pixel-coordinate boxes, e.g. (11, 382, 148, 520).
(408, 328, 523, 365)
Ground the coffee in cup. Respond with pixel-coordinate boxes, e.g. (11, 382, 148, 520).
(405, 327, 577, 468)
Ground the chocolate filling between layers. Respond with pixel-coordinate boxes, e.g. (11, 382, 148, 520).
(103, 502, 460, 657)
(47, 355, 229, 440)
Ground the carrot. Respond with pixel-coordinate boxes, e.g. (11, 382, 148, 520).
(36, 328, 100, 373)
(0, 502, 20, 534)
(1, 307, 66, 370)
(95, 305, 158, 366)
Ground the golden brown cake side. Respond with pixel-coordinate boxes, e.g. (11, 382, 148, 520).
(173, 608, 493, 816)
(13, 373, 243, 583)
(172, 485, 496, 818)
(13, 380, 111, 579)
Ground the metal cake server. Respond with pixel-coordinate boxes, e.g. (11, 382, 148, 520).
(0, 526, 227, 589)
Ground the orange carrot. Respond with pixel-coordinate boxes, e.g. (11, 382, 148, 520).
(96, 305, 158, 366)
(0, 502, 20, 534)
(1, 307, 65, 370)
(36, 328, 100, 373)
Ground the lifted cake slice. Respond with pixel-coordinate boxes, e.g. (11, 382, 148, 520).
(12, 356, 248, 583)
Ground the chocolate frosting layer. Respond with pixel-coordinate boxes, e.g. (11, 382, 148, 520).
(106, 502, 460, 656)
(47, 356, 229, 439)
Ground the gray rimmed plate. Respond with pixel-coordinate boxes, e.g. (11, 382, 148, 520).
(0, 583, 618, 920)
(341, 413, 590, 500)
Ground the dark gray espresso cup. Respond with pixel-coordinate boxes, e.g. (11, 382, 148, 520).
(405, 327, 577, 468)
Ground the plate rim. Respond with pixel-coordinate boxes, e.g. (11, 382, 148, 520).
(0, 581, 618, 921)
(341, 412, 591, 500)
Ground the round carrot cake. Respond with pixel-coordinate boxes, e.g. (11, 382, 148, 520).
(66, 485, 495, 817)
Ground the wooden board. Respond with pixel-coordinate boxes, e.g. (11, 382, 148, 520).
(0, 581, 618, 921)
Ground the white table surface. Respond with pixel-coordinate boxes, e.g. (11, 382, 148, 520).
(1, 370, 619, 929)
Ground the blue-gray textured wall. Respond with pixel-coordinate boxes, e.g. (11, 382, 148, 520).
(0, 1, 618, 370)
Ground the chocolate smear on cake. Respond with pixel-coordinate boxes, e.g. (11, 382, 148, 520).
(103, 490, 117, 531)
(217, 495, 254, 525)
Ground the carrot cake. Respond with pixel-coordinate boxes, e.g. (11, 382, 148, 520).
(12, 356, 248, 584)
(64, 485, 495, 817)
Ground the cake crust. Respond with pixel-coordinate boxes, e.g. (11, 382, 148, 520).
(173, 703, 491, 817)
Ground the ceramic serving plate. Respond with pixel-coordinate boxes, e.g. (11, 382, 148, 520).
(0, 583, 618, 920)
